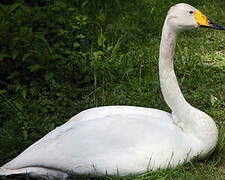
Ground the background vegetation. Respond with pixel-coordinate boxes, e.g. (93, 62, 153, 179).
(0, 0, 225, 179)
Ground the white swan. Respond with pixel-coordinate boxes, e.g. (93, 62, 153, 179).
(0, 3, 224, 179)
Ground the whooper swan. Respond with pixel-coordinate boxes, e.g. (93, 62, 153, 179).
(0, 3, 225, 179)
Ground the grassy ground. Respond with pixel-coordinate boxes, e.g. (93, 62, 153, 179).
(1, 0, 225, 179)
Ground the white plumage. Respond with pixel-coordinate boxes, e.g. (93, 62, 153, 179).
(1, 3, 223, 179)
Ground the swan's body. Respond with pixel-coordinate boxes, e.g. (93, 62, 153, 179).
(0, 107, 205, 177)
(1, 3, 224, 179)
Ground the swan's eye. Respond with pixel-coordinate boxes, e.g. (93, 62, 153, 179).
(189, 11, 194, 14)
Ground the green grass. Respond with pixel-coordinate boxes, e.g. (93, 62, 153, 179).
(1, 0, 225, 179)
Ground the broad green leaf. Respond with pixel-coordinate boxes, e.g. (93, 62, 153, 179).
(28, 64, 43, 72)
(0, 89, 6, 95)
(45, 72, 54, 81)
(0, 54, 7, 61)
(7, 72, 20, 80)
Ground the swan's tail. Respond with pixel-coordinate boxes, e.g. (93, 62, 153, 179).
(0, 166, 69, 179)
(0, 166, 26, 176)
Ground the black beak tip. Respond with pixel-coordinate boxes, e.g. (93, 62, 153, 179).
(210, 22, 225, 30)
(200, 22, 225, 30)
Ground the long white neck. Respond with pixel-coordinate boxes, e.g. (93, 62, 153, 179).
(159, 17, 218, 156)
(159, 18, 191, 117)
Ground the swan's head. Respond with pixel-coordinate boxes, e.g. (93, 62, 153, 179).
(167, 3, 225, 31)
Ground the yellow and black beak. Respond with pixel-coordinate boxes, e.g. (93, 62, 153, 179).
(193, 11, 225, 30)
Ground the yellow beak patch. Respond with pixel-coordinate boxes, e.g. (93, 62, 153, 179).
(193, 11, 209, 26)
